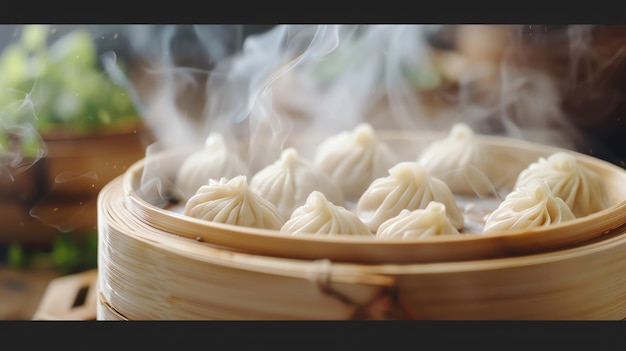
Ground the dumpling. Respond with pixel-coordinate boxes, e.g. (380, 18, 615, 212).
(175, 132, 249, 202)
(250, 147, 344, 220)
(313, 123, 399, 199)
(280, 191, 373, 237)
(355, 161, 464, 233)
(482, 179, 576, 234)
(513, 152, 608, 218)
(183, 175, 285, 230)
(376, 201, 462, 240)
(416, 123, 498, 197)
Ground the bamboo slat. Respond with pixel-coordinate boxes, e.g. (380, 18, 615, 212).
(97, 132, 626, 320)
(99, 175, 626, 319)
(121, 132, 626, 263)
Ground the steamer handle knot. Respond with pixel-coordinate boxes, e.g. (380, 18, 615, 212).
(309, 259, 419, 320)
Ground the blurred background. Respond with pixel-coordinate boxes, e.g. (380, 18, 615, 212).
(1, 24, 625, 319)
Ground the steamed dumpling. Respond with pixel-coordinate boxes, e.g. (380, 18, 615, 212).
(313, 123, 399, 199)
(175, 132, 249, 202)
(483, 179, 576, 234)
(376, 201, 462, 240)
(513, 152, 608, 217)
(280, 191, 373, 237)
(183, 175, 285, 230)
(355, 161, 464, 233)
(250, 147, 344, 220)
(417, 123, 497, 197)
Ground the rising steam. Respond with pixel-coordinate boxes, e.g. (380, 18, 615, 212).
(3, 24, 625, 231)
(112, 25, 593, 158)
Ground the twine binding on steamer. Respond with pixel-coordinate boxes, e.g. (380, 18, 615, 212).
(309, 259, 419, 320)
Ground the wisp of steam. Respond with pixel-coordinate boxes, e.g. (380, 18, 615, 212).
(4, 24, 621, 222)
(99, 25, 604, 202)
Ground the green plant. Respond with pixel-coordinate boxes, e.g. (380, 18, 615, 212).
(5, 230, 99, 275)
(0, 25, 140, 156)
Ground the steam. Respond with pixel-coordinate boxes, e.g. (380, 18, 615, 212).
(127, 25, 590, 159)
(115, 24, 626, 208)
(4, 24, 626, 233)
(183, 24, 450, 166)
(565, 25, 609, 90)
(0, 83, 47, 181)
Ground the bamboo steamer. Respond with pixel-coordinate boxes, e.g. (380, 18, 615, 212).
(121, 131, 626, 263)
(97, 131, 626, 319)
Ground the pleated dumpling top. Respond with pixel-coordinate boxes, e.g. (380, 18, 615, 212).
(175, 132, 249, 202)
(483, 179, 576, 234)
(314, 123, 398, 199)
(513, 152, 608, 218)
(356, 161, 464, 233)
(184, 175, 285, 230)
(250, 147, 344, 220)
(280, 191, 373, 237)
(376, 201, 462, 240)
(417, 123, 497, 197)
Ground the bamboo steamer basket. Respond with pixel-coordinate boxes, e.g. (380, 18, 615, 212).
(97, 130, 626, 320)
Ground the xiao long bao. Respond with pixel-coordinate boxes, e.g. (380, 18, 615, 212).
(376, 201, 462, 240)
(482, 179, 576, 234)
(416, 123, 499, 198)
(280, 191, 373, 237)
(250, 147, 344, 221)
(175, 132, 249, 202)
(313, 123, 399, 200)
(178, 122, 610, 238)
(513, 152, 609, 218)
(355, 161, 465, 233)
(183, 175, 285, 230)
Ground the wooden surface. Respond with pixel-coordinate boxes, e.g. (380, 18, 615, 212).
(0, 267, 61, 320)
(33, 269, 97, 320)
(0, 121, 153, 246)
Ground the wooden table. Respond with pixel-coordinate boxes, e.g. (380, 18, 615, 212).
(0, 267, 61, 320)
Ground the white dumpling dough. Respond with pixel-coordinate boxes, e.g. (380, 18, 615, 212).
(376, 201, 462, 240)
(175, 132, 249, 202)
(313, 123, 399, 199)
(417, 123, 497, 197)
(183, 175, 285, 230)
(483, 179, 576, 234)
(280, 191, 373, 237)
(356, 161, 464, 233)
(513, 152, 608, 218)
(250, 147, 344, 220)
